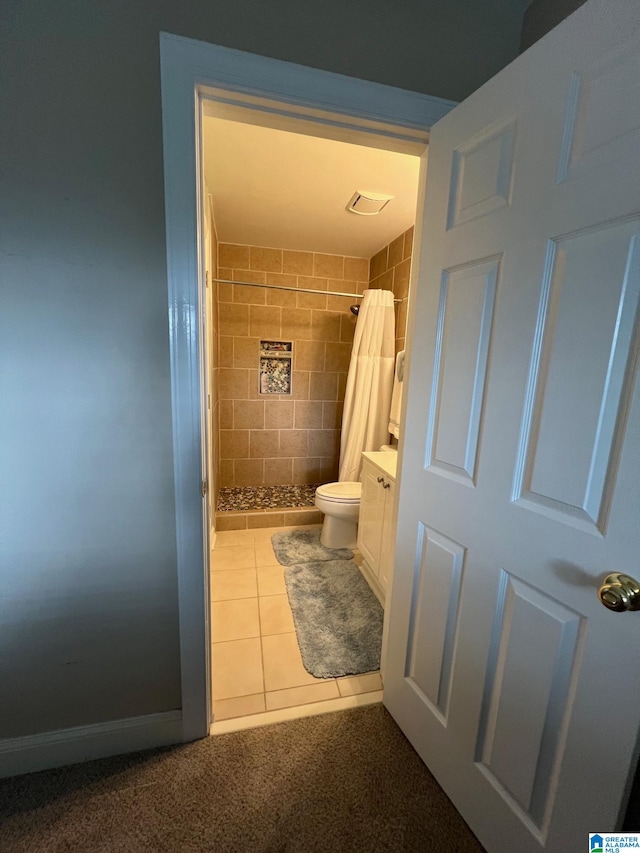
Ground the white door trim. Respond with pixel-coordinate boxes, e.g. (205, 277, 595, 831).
(159, 31, 455, 741)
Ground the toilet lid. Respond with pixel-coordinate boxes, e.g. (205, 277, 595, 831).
(316, 481, 361, 502)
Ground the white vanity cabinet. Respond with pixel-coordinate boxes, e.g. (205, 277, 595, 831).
(357, 451, 397, 605)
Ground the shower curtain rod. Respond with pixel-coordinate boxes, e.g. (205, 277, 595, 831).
(212, 277, 402, 303)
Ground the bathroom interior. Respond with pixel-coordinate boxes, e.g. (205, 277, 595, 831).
(202, 110, 422, 725)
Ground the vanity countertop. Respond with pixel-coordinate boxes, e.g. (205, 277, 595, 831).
(361, 450, 397, 481)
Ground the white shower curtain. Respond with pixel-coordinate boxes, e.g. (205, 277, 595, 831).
(338, 289, 395, 482)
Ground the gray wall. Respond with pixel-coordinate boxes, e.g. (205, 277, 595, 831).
(520, 0, 588, 51)
(0, 0, 529, 740)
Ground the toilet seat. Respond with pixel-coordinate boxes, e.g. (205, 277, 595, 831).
(315, 481, 361, 503)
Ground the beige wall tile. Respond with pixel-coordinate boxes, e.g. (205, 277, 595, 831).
(279, 429, 308, 457)
(218, 281, 234, 303)
(219, 460, 234, 488)
(233, 269, 266, 284)
(249, 305, 281, 338)
(282, 308, 312, 341)
(337, 371, 348, 400)
(284, 510, 324, 526)
(250, 246, 283, 273)
(247, 512, 285, 528)
(234, 400, 265, 430)
(264, 400, 294, 429)
(220, 429, 249, 460)
(388, 233, 405, 268)
(213, 693, 265, 721)
(247, 369, 262, 400)
(290, 370, 310, 401)
(297, 290, 327, 310)
(264, 457, 293, 485)
(219, 399, 234, 430)
(320, 457, 339, 483)
(370, 246, 388, 280)
(393, 258, 411, 300)
(233, 337, 259, 369)
(309, 429, 338, 457)
(219, 302, 249, 336)
(326, 294, 354, 312)
(324, 341, 352, 372)
(370, 269, 394, 291)
(234, 458, 264, 487)
(266, 681, 339, 711)
(219, 244, 250, 270)
(397, 299, 408, 340)
(219, 336, 234, 368)
(344, 256, 369, 281)
(211, 598, 260, 642)
(233, 281, 266, 305)
(283, 250, 313, 276)
(250, 429, 279, 458)
(293, 456, 323, 484)
(311, 311, 341, 342)
(404, 226, 414, 260)
(211, 637, 263, 699)
(294, 400, 323, 429)
(309, 371, 338, 401)
(215, 512, 247, 531)
(265, 273, 298, 307)
(322, 401, 343, 430)
(218, 368, 249, 400)
(313, 253, 344, 279)
(294, 340, 325, 372)
(340, 313, 357, 343)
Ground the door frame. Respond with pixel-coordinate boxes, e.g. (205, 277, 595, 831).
(159, 31, 456, 740)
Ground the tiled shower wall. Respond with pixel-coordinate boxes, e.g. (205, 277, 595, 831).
(369, 226, 414, 354)
(216, 243, 369, 488)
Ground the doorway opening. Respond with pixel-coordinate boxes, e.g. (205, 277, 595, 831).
(200, 100, 423, 728)
(159, 32, 454, 740)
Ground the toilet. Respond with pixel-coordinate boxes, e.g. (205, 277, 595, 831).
(314, 481, 361, 549)
(315, 445, 396, 550)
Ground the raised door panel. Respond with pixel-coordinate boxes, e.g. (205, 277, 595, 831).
(513, 217, 640, 532)
(427, 257, 500, 484)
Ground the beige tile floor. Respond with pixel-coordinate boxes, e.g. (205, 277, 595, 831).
(210, 525, 383, 722)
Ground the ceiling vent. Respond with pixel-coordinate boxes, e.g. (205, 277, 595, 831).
(347, 191, 393, 216)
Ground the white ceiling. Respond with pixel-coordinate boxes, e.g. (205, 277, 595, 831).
(203, 116, 422, 259)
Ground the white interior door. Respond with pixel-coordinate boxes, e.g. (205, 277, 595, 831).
(384, 2, 640, 851)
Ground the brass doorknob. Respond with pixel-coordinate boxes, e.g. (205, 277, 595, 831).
(598, 573, 640, 612)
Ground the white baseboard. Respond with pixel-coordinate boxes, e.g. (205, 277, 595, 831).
(0, 710, 183, 779)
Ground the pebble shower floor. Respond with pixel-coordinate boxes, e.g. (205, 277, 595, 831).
(217, 484, 319, 513)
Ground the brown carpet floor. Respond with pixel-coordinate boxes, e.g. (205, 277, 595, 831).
(0, 704, 485, 852)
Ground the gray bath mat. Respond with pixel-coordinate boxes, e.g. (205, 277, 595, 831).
(271, 527, 353, 566)
(284, 560, 383, 678)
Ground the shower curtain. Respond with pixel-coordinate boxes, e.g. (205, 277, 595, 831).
(338, 289, 396, 482)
